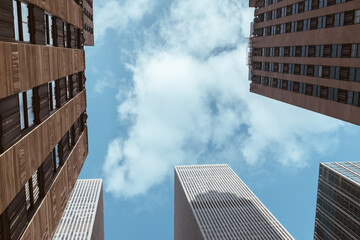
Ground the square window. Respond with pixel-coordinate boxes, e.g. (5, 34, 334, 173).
(354, 10, 360, 24)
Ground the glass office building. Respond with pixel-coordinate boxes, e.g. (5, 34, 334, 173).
(314, 162, 360, 239)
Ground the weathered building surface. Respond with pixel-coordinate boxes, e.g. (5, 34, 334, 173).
(0, 0, 93, 239)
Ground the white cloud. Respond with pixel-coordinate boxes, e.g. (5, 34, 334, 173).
(102, 0, 345, 198)
(94, 0, 156, 41)
(94, 70, 117, 93)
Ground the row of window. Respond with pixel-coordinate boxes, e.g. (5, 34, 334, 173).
(320, 166, 360, 204)
(0, 113, 86, 240)
(11, 0, 81, 48)
(84, 23, 93, 34)
(0, 72, 84, 153)
(318, 195, 360, 238)
(253, 75, 360, 106)
(257, 0, 351, 9)
(318, 182, 360, 224)
(256, 0, 351, 22)
(315, 209, 353, 240)
(314, 224, 332, 240)
(253, 43, 360, 58)
(325, 162, 360, 186)
(253, 9, 360, 37)
(253, 61, 360, 82)
(83, 6, 93, 21)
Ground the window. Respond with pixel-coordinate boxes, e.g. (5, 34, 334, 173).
(351, 44, 360, 58)
(65, 76, 70, 100)
(44, 13, 53, 46)
(24, 182, 31, 210)
(319, 0, 328, 8)
(334, 13, 340, 27)
(63, 23, 68, 47)
(31, 170, 40, 205)
(19, 89, 35, 130)
(287, 81, 294, 91)
(279, 47, 284, 56)
(280, 23, 285, 34)
(316, 45, 324, 57)
(302, 46, 309, 57)
(330, 66, 340, 79)
(292, 3, 299, 15)
(53, 144, 60, 170)
(48, 81, 57, 111)
(355, 10, 360, 24)
(318, 16, 326, 29)
(68, 129, 72, 148)
(13, 0, 30, 41)
(349, 68, 355, 81)
(350, 68, 360, 82)
(303, 19, 310, 31)
(299, 83, 306, 94)
(300, 64, 307, 75)
(313, 85, 321, 97)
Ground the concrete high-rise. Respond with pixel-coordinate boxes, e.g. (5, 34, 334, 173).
(53, 179, 104, 240)
(174, 164, 293, 240)
(248, 0, 360, 125)
(0, 0, 94, 239)
(314, 162, 360, 239)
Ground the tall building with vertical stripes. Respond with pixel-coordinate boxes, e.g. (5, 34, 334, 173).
(314, 162, 360, 239)
(53, 179, 104, 240)
(0, 0, 94, 239)
(174, 164, 293, 240)
(248, 0, 360, 125)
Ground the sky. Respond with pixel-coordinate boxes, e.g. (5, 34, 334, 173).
(78, 0, 360, 239)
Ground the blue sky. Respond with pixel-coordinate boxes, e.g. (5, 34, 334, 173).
(79, 0, 360, 239)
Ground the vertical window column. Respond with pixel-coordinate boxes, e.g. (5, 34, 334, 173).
(13, 0, 30, 42)
(19, 89, 35, 131)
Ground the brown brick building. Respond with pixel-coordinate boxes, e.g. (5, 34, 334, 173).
(0, 0, 94, 239)
(248, 0, 360, 125)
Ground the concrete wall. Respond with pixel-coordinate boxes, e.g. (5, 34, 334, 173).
(91, 184, 105, 240)
(174, 170, 204, 240)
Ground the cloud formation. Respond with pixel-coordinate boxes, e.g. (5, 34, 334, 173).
(102, 0, 344, 198)
(94, 0, 155, 41)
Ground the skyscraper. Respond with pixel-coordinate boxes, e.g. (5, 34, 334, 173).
(174, 164, 293, 240)
(0, 0, 94, 239)
(248, 0, 360, 125)
(53, 179, 104, 240)
(314, 162, 360, 239)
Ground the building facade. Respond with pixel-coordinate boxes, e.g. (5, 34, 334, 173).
(53, 179, 104, 240)
(0, 0, 94, 239)
(314, 162, 360, 239)
(174, 164, 293, 240)
(248, 0, 360, 125)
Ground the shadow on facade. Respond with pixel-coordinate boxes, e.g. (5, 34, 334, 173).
(190, 190, 286, 239)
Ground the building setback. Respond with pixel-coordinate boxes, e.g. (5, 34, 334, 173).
(314, 162, 360, 239)
(248, 0, 360, 125)
(0, 0, 94, 239)
(174, 164, 293, 240)
(53, 179, 104, 240)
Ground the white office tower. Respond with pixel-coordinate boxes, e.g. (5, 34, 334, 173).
(174, 164, 293, 240)
(53, 179, 104, 240)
